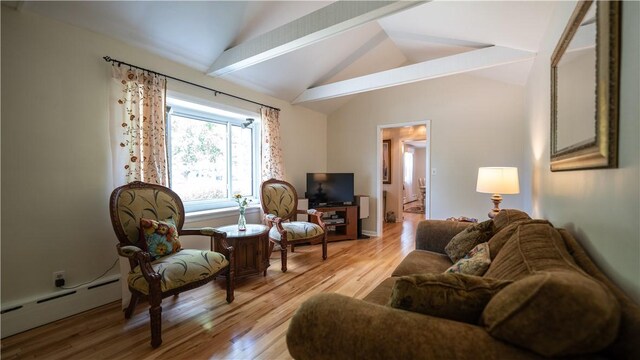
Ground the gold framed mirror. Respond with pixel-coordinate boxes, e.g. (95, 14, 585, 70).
(550, 0, 620, 171)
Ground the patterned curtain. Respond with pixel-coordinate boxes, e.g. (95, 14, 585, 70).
(261, 107, 286, 181)
(109, 65, 168, 187)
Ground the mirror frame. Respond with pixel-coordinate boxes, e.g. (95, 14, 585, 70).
(550, 0, 621, 171)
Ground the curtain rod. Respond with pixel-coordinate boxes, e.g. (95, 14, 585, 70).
(103, 56, 280, 112)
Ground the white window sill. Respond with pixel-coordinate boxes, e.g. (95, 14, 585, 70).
(185, 205, 262, 224)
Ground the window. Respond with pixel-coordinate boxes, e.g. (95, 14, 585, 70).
(166, 99, 259, 212)
(403, 151, 414, 187)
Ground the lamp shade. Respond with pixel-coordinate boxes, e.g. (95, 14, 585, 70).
(476, 167, 520, 194)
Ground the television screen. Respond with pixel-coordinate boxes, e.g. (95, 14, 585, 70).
(306, 173, 354, 206)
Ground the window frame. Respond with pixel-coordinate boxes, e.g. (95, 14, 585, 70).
(166, 101, 261, 213)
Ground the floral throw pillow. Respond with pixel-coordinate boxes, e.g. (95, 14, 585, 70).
(139, 218, 182, 259)
(445, 220, 494, 263)
(445, 242, 491, 276)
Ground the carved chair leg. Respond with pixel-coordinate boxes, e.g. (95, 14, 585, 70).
(268, 240, 275, 255)
(280, 245, 288, 272)
(149, 295, 162, 348)
(322, 234, 328, 260)
(291, 244, 295, 252)
(226, 266, 235, 303)
(124, 292, 139, 319)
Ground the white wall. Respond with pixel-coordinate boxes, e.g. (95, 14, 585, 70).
(328, 74, 526, 232)
(413, 147, 426, 205)
(1, 8, 327, 308)
(524, 1, 639, 302)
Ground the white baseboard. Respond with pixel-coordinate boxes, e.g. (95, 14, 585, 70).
(362, 230, 378, 237)
(1, 275, 121, 338)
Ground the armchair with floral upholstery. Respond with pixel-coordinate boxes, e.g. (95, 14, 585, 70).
(109, 181, 235, 348)
(260, 178, 327, 272)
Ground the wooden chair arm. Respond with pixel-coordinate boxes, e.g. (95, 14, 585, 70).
(116, 244, 160, 284)
(296, 209, 325, 217)
(117, 244, 144, 259)
(180, 228, 210, 236)
(264, 214, 287, 234)
(305, 210, 327, 230)
(181, 227, 235, 260)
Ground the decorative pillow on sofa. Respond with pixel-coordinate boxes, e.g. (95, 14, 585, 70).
(139, 218, 182, 259)
(487, 219, 552, 260)
(481, 271, 621, 357)
(492, 209, 531, 232)
(445, 242, 491, 276)
(484, 222, 577, 281)
(388, 273, 512, 323)
(444, 220, 494, 262)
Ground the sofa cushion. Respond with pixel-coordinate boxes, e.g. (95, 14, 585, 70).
(484, 222, 579, 281)
(128, 249, 228, 294)
(391, 250, 452, 277)
(492, 209, 530, 232)
(363, 277, 398, 305)
(557, 229, 640, 359)
(482, 271, 621, 357)
(487, 219, 552, 260)
(444, 220, 494, 262)
(389, 273, 512, 323)
(445, 243, 491, 276)
(268, 221, 324, 242)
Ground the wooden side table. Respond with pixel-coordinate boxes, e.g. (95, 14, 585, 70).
(215, 224, 270, 279)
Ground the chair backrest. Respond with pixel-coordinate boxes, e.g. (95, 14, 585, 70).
(260, 179, 299, 221)
(109, 181, 185, 247)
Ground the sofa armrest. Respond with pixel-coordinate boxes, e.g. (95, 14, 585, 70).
(415, 220, 473, 253)
(287, 293, 541, 360)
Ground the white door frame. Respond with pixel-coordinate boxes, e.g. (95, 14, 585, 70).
(376, 120, 431, 236)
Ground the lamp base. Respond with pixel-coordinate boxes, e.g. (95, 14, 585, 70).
(487, 194, 503, 219)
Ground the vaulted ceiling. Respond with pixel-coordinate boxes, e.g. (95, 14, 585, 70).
(12, 1, 557, 114)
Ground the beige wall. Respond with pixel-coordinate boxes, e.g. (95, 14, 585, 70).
(1, 8, 326, 305)
(523, 1, 639, 301)
(413, 147, 426, 205)
(328, 74, 526, 232)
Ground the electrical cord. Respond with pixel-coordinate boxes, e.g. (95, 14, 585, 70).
(60, 258, 120, 290)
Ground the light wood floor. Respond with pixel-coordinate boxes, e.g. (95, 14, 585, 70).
(1, 213, 425, 359)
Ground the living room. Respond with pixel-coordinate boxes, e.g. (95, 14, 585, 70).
(1, 1, 639, 358)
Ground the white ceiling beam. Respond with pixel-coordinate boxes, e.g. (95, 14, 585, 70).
(207, 1, 428, 77)
(293, 46, 535, 103)
(384, 30, 492, 49)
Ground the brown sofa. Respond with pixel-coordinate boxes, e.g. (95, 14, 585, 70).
(287, 210, 640, 359)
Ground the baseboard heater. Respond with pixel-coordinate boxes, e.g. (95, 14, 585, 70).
(0, 275, 121, 338)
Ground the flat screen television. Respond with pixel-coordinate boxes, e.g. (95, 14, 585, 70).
(306, 173, 354, 207)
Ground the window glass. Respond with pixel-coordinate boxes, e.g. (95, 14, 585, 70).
(231, 125, 253, 196)
(169, 115, 228, 202)
(166, 101, 258, 212)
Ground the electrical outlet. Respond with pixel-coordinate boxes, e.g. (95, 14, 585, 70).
(53, 271, 65, 287)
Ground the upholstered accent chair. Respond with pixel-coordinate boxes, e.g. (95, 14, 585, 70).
(260, 179, 327, 272)
(109, 181, 235, 348)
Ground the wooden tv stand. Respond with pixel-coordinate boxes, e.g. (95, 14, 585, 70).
(309, 205, 358, 242)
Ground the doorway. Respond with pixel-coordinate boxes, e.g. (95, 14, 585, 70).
(377, 120, 431, 236)
(402, 140, 427, 215)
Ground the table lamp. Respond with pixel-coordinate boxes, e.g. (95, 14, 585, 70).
(476, 167, 519, 219)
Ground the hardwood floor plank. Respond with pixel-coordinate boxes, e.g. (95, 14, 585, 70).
(1, 214, 424, 359)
